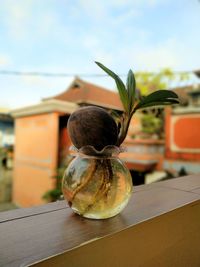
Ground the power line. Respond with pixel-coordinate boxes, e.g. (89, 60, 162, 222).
(0, 70, 110, 77)
(0, 69, 197, 78)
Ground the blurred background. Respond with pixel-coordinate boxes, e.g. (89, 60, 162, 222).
(0, 0, 200, 211)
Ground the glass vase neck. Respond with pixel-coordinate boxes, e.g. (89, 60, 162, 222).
(70, 145, 125, 158)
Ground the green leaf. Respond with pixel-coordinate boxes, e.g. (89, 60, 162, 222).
(126, 69, 136, 113)
(135, 99, 179, 110)
(135, 90, 179, 110)
(95, 61, 129, 112)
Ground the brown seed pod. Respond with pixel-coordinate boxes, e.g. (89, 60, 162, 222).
(67, 106, 118, 151)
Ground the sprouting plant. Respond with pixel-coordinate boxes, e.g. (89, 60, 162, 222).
(62, 62, 180, 216)
(95, 62, 179, 145)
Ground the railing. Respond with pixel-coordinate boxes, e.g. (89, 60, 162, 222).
(0, 175, 200, 267)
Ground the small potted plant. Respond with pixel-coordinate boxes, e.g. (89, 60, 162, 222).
(62, 62, 179, 219)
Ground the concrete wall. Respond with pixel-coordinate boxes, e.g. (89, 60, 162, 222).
(165, 108, 200, 160)
(13, 112, 60, 207)
(165, 107, 200, 174)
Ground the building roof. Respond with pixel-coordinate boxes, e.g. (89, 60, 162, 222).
(10, 99, 77, 118)
(44, 77, 123, 111)
(0, 107, 13, 122)
(0, 107, 10, 113)
(172, 84, 200, 105)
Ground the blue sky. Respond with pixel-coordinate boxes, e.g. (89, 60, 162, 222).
(0, 0, 200, 108)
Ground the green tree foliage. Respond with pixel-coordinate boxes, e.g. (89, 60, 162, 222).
(135, 69, 190, 139)
(42, 167, 64, 202)
(141, 113, 163, 138)
(43, 156, 73, 202)
(135, 68, 190, 95)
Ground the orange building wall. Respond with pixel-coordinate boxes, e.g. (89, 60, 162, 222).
(13, 112, 60, 207)
(173, 117, 200, 149)
(165, 108, 200, 161)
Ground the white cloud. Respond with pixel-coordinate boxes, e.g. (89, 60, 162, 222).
(134, 38, 200, 72)
(83, 35, 199, 82)
(134, 39, 183, 71)
(0, 54, 12, 66)
(78, 0, 108, 20)
(0, 0, 199, 109)
(0, 73, 74, 109)
(83, 36, 99, 49)
(38, 12, 59, 36)
(76, 0, 156, 23)
(1, 0, 70, 42)
(1, 0, 34, 40)
(84, 0, 167, 9)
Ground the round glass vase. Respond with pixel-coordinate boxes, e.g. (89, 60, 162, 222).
(62, 145, 133, 219)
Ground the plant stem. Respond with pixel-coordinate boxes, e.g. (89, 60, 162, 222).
(117, 113, 133, 146)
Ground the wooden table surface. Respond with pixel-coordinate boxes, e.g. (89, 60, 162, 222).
(0, 175, 200, 267)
